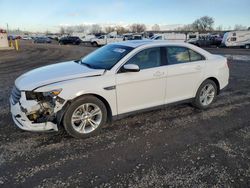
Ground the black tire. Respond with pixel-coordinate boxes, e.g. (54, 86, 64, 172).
(63, 95, 107, 138)
(193, 79, 218, 110)
(92, 42, 98, 47)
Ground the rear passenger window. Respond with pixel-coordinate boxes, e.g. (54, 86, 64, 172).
(166, 47, 205, 65)
(189, 49, 205, 61)
(167, 47, 189, 64)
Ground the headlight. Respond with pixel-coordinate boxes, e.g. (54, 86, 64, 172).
(25, 89, 62, 100)
(43, 89, 62, 97)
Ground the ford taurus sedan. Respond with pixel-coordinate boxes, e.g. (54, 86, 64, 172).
(10, 40, 229, 138)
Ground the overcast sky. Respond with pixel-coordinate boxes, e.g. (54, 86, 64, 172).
(0, 0, 249, 32)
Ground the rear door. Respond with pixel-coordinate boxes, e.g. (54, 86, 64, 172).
(165, 46, 206, 103)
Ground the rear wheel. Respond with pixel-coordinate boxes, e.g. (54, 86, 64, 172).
(245, 44, 250, 49)
(193, 80, 217, 109)
(63, 96, 107, 138)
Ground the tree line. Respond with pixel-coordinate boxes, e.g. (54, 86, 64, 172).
(59, 23, 149, 35)
(176, 16, 249, 32)
(59, 16, 250, 35)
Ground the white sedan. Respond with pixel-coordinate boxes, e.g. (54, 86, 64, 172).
(10, 40, 229, 138)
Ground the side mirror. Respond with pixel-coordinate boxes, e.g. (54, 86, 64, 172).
(123, 64, 140, 72)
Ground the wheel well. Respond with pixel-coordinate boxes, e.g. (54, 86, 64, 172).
(73, 94, 112, 122)
(92, 94, 112, 122)
(206, 77, 220, 95)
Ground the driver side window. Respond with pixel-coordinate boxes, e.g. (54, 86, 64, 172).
(125, 47, 161, 70)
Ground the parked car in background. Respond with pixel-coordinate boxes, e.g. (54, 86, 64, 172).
(123, 34, 143, 41)
(221, 31, 250, 49)
(59, 36, 81, 45)
(22, 36, 32, 40)
(33, 37, 52, 43)
(210, 35, 223, 47)
(8, 35, 21, 40)
(187, 37, 211, 47)
(10, 40, 229, 138)
(151, 33, 186, 42)
(47, 34, 59, 41)
(131, 35, 143, 40)
(81, 34, 96, 42)
(8, 36, 15, 40)
(91, 35, 123, 46)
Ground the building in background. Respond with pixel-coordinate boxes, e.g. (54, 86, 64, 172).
(0, 29, 9, 48)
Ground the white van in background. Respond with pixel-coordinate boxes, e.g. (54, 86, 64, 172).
(151, 33, 187, 42)
(222, 31, 250, 49)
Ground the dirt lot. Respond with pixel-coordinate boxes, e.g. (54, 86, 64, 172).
(0, 41, 250, 187)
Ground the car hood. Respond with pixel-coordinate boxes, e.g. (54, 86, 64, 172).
(15, 61, 105, 90)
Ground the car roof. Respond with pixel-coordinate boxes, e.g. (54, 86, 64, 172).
(113, 40, 193, 48)
(114, 40, 153, 48)
(113, 40, 213, 58)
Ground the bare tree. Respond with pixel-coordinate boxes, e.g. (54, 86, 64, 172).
(192, 16, 214, 31)
(176, 24, 194, 31)
(45, 30, 51, 35)
(115, 26, 129, 34)
(105, 26, 115, 33)
(91, 24, 102, 34)
(75, 25, 86, 33)
(234, 24, 247, 30)
(65, 26, 74, 35)
(60, 27, 65, 35)
(130, 24, 146, 33)
(226, 26, 232, 31)
(151, 24, 160, 31)
(215, 25, 223, 31)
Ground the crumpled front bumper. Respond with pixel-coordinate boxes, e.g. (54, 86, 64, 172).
(10, 97, 58, 132)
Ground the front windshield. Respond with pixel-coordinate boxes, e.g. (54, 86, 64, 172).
(81, 44, 133, 70)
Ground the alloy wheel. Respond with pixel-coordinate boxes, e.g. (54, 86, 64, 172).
(199, 84, 216, 106)
(71, 103, 102, 134)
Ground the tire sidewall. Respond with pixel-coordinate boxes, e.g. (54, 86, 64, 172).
(92, 42, 98, 47)
(63, 96, 107, 138)
(194, 80, 217, 110)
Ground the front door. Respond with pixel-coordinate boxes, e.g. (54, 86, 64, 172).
(115, 47, 167, 114)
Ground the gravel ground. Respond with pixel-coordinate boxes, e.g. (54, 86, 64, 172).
(0, 41, 250, 187)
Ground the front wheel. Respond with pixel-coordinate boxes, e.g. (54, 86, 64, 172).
(63, 96, 107, 138)
(193, 80, 217, 109)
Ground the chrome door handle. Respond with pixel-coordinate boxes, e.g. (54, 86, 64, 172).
(153, 71, 164, 77)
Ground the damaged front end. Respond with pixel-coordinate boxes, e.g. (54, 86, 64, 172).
(10, 86, 66, 132)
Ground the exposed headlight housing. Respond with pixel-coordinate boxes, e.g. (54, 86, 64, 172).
(42, 89, 62, 97)
(26, 89, 62, 100)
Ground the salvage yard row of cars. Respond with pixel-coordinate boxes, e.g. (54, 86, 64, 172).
(10, 40, 229, 138)
(9, 30, 250, 48)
